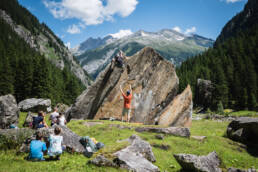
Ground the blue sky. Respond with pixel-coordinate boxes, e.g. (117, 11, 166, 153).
(18, 0, 247, 48)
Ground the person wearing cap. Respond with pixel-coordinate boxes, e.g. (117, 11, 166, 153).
(120, 84, 133, 122)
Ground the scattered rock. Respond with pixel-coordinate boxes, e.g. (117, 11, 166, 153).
(174, 151, 222, 172)
(109, 124, 134, 130)
(196, 79, 214, 108)
(55, 103, 70, 114)
(0, 95, 19, 129)
(135, 127, 190, 138)
(113, 135, 159, 172)
(152, 144, 170, 150)
(228, 167, 257, 172)
(155, 134, 164, 140)
(89, 155, 117, 167)
(158, 85, 192, 127)
(84, 121, 103, 127)
(191, 136, 207, 142)
(18, 98, 51, 112)
(23, 112, 37, 127)
(227, 117, 258, 145)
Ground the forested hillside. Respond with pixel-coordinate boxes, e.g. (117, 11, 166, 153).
(176, 0, 257, 111)
(0, 18, 84, 105)
(0, 0, 91, 86)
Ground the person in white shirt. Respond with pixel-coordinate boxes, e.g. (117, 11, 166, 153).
(48, 126, 63, 160)
(50, 108, 59, 126)
(58, 113, 66, 126)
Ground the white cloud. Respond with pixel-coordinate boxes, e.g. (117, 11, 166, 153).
(172, 26, 182, 33)
(109, 29, 133, 39)
(65, 42, 71, 49)
(67, 24, 81, 34)
(43, 0, 138, 26)
(185, 27, 197, 35)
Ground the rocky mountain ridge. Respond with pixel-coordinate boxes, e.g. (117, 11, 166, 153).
(75, 29, 214, 78)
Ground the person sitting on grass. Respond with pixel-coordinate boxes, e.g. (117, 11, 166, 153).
(32, 111, 48, 129)
(28, 131, 47, 161)
(48, 126, 63, 160)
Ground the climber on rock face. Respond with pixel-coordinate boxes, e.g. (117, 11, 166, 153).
(112, 50, 124, 68)
(120, 84, 133, 122)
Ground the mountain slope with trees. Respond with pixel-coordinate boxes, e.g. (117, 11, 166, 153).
(176, 0, 257, 111)
(0, 4, 85, 105)
(0, 0, 91, 86)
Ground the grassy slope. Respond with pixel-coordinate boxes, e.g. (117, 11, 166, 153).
(1, 112, 258, 172)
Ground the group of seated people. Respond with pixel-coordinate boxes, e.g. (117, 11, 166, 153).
(32, 108, 66, 129)
(28, 126, 63, 161)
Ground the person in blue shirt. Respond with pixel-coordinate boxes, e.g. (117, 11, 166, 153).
(28, 131, 47, 161)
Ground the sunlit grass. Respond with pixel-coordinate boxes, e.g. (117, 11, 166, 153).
(1, 112, 257, 172)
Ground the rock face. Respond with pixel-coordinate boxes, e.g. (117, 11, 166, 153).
(18, 98, 51, 112)
(113, 135, 159, 172)
(227, 117, 258, 145)
(174, 151, 222, 172)
(0, 95, 19, 129)
(196, 79, 214, 108)
(67, 47, 179, 125)
(158, 85, 192, 127)
(135, 127, 190, 138)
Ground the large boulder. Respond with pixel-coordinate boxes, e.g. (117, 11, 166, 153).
(158, 85, 192, 127)
(0, 125, 85, 153)
(135, 126, 190, 138)
(38, 125, 85, 153)
(227, 117, 258, 145)
(90, 135, 159, 172)
(196, 79, 214, 108)
(18, 98, 51, 112)
(174, 151, 222, 172)
(0, 128, 34, 149)
(113, 135, 159, 172)
(0, 94, 19, 129)
(67, 47, 179, 125)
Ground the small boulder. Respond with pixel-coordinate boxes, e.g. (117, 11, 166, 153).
(158, 85, 192, 127)
(0, 94, 19, 129)
(174, 151, 222, 172)
(55, 103, 70, 114)
(18, 98, 51, 112)
(191, 136, 207, 142)
(89, 155, 117, 167)
(196, 79, 214, 108)
(227, 117, 258, 145)
(113, 135, 159, 172)
(135, 127, 190, 138)
(23, 111, 37, 127)
(228, 167, 257, 172)
(155, 134, 164, 140)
